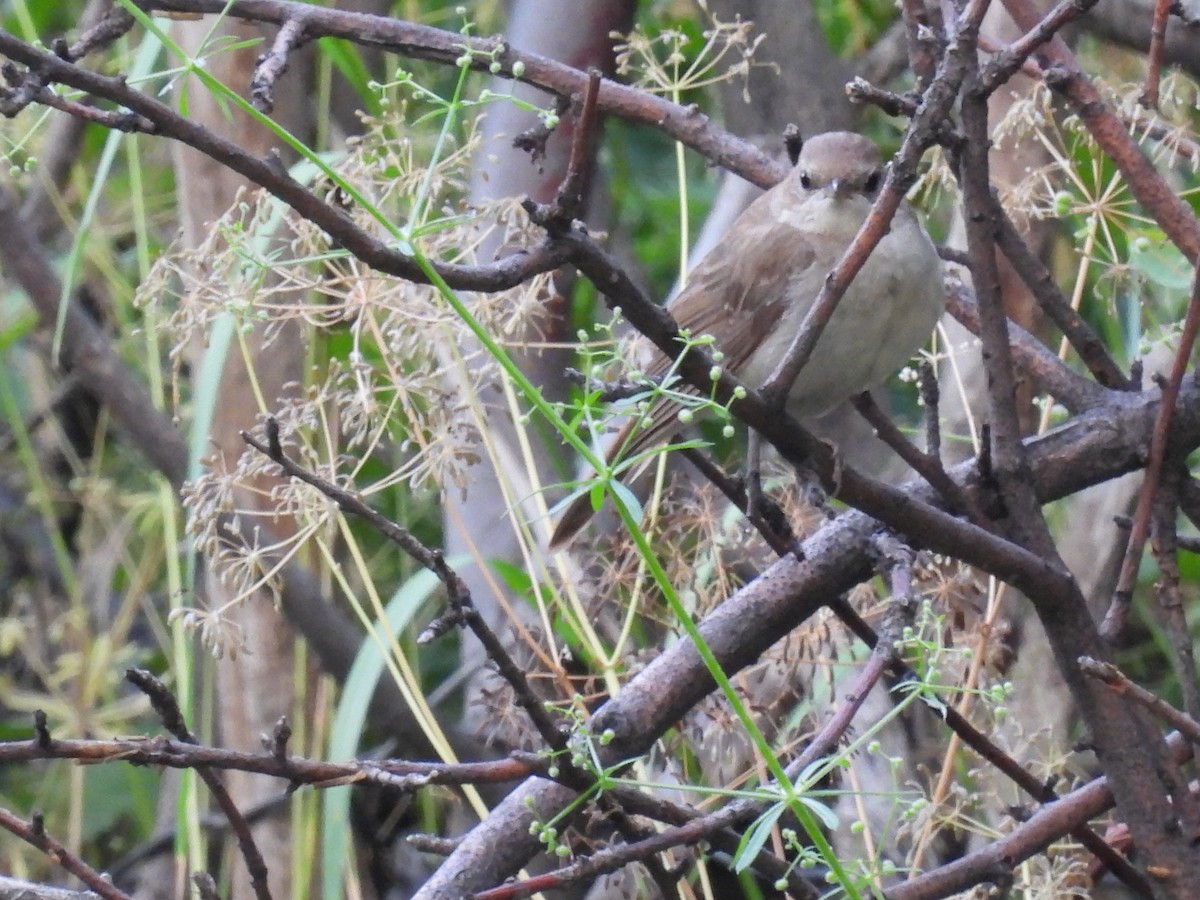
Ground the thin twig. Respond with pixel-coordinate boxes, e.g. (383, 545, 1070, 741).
(985, 191, 1130, 390)
(555, 68, 603, 219)
(980, 0, 1101, 93)
(64, 4, 137, 61)
(852, 391, 990, 526)
(0, 808, 129, 900)
(1148, 466, 1200, 721)
(1080, 658, 1200, 744)
(1141, 0, 1173, 108)
(241, 421, 570, 755)
(919, 359, 941, 460)
(126, 669, 274, 900)
(1103, 268, 1200, 640)
(250, 16, 311, 112)
(898, 0, 939, 85)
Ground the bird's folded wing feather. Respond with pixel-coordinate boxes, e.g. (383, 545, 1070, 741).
(610, 209, 818, 467)
(550, 190, 819, 549)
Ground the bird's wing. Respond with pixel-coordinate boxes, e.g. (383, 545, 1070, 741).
(663, 211, 816, 377)
(549, 191, 818, 549)
(612, 207, 818, 464)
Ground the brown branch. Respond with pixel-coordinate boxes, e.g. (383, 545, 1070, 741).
(1141, 0, 1173, 107)
(1083, 0, 1200, 75)
(555, 68, 602, 220)
(1148, 467, 1200, 722)
(0, 808, 130, 900)
(985, 192, 1130, 390)
(1104, 267, 1200, 639)
(1000, 0, 1200, 264)
(959, 48, 1043, 546)
(0, 732, 537, 787)
(250, 16, 310, 113)
(844, 75, 919, 117)
(885, 733, 1194, 899)
(241, 421, 572, 758)
(1080, 658, 1200, 744)
(975, 7, 1200, 891)
(0, 30, 575, 293)
(852, 391, 990, 526)
(126, 669, 273, 900)
(919, 359, 942, 459)
(898, 0, 939, 86)
(126, 0, 791, 187)
(63, 4, 137, 61)
(980, 0, 1101, 93)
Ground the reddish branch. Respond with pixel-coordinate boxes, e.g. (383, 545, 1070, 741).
(979, 0, 1101, 93)
(130, 0, 789, 187)
(1141, 0, 1173, 107)
(1000, 0, 1200, 263)
(898, 0, 938, 85)
(0, 731, 538, 787)
(1082, 658, 1200, 743)
(888, 732, 1194, 900)
(983, 192, 1130, 390)
(127, 669, 273, 900)
(0, 808, 130, 900)
(555, 68, 603, 220)
(1105, 269, 1200, 639)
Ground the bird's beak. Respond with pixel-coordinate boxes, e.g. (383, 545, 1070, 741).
(830, 178, 851, 199)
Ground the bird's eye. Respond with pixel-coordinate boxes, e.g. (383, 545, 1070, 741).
(864, 171, 882, 194)
(799, 173, 813, 190)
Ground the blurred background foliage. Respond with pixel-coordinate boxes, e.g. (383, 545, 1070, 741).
(0, 0, 1198, 896)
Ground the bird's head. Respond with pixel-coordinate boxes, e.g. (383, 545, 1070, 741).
(794, 132, 886, 201)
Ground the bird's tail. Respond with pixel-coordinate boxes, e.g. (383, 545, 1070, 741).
(547, 490, 598, 550)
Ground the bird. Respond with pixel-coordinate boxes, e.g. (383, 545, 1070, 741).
(548, 131, 944, 549)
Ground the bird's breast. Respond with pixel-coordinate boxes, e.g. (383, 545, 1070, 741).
(741, 206, 943, 418)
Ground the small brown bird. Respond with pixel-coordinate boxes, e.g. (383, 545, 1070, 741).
(549, 131, 944, 549)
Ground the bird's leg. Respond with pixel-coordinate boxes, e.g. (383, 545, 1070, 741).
(745, 429, 765, 521)
(796, 441, 839, 523)
(741, 430, 799, 546)
(796, 466, 826, 512)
